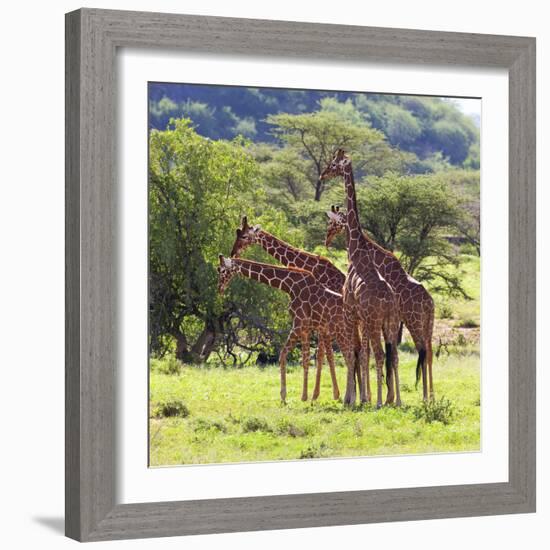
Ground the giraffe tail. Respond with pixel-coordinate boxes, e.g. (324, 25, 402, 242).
(415, 348, 427, 389)
(385, 342, 392, 387)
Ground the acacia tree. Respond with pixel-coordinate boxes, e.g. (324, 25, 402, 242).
(353, 173, 470, 297)
(150, 119, 259, 362)
(267, 110, 387, 200)
(149, 118, 298, 364)
(254, 145, 311, 201)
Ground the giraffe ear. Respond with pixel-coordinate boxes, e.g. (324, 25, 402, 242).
(223, 257, 233, 268)
(326, 210, 339, 221)
(253, 224, 261, 232)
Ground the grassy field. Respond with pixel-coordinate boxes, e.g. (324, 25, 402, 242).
(149, 352, 480, 466)
(149, 252, 480, 466)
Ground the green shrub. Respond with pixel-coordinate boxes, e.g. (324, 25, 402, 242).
(460, 243, 479, 256)
(412, 397, 455, 425)
(152, 399, 190, 418)
(150, 355, 183, 375)
(241, 416, 273, 433)
(437, 301, 454, 319)
(398, 340, 417, 354)
(194, 418, 227, 433)
(456, 333, 468, 346)
(299, 443, 328, 459)
(456, 318, 479, 328)
(276, 418, 307, 437)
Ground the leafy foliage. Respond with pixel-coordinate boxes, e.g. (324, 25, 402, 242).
(150, 84, 479, 170)
(412, 396, 456, 425)
(266, 109, 385, 200)
(355, 173, 470, 296)
(151, 399, 190, 419)
(149, 119, 291, 363)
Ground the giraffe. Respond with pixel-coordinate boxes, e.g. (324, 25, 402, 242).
(320, 149, 402, 408)
(230, 216, 349, 400)
(217, 255, 360, 403)
(325, 205, 435, 400)
(231, 216, 345, 293)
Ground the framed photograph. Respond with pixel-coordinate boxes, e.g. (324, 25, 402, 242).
(65, 8, 536, 542)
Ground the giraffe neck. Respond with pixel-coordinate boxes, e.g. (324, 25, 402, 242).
(342, 164, 368, 260)
(256, 230, 316, 270)
(233, 258, 306, 295)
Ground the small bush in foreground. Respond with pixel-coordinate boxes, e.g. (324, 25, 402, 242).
(152, 399, 190, 418)
(300, 443, 328, 459)
(241, 416, 273, 433)
(437, 301, 454, 319)
(150, 356, 183, 375)
(276, 418, 307, 437)
(456, 318, 479, 328)
(194, 418, 227, 433)
(412, 397, 455, 425)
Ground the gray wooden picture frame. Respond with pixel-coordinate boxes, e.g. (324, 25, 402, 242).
(65, 8, 536, 542)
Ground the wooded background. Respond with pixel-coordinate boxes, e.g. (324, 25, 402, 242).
(148, 84, 480, 366)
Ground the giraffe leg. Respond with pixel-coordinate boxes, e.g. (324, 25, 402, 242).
(340, 347, 357, 406)
(427, 339, 434, 400)
(312, 335, 325, 401)
(324, 337, 340, 400)
(381, 326, 395, 405)
(341, 312, 359, 407)
(279, 332, 298, 403)
(359, 328, 371, 404)
(408, 328, 428, 401)
(392, 343, 402, 407)
(355, 353, 362, 402)
(370, 337, 385, 409)
(422, 348, 428, 402)
(301, 332, 310, 402)
(384, 341, 395, 405)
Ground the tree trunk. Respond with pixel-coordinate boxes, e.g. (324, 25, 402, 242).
(190, 325, 217, 363)
(173, 331, 198, 363)
(172, 322, 217, 364)
(314, 179, 323, 201)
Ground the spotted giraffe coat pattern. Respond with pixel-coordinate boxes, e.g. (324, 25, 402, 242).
(217, 256, 358, 402)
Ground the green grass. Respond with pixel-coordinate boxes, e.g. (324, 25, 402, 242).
(149, 352, 480, 466)
(434, 254, 480, 327)
(149, 252, 481, 465)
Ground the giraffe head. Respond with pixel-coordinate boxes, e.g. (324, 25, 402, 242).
(217, 254, 238, 294)
(230, 216, 261, 257)
(325, 205, 346, 247)
(319, 148, 351, 181)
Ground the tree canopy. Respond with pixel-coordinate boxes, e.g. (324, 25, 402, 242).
(149, 119, 292, 364)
